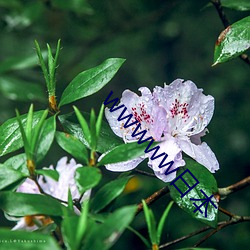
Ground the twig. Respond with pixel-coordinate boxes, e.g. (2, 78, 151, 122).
(218, 206, 235, 218)
(134, 169, 156, 178)
(211, 0, 250, 66)
(193, 216, 250, 247)
(218, 176, 250, 199)
(136, 186, 169, 215)
(160, 216, 250, 248)
(159, 224, 212, 249)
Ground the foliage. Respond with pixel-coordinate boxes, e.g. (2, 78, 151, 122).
(0, 1, 249, 250)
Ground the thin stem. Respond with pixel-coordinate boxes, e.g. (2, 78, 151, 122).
(134, 169, 156, 178)
(218, 176, 250, 199)
(210, 0, 250, 66)
(159, 216, 250, 249)
(136, 186, 169, 215)
(159, 224, 212, 249)
(193, 216, 250, 247)
(218, 206, 235, 218)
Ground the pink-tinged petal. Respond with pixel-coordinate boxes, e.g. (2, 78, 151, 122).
(178, 138, 219, 173)
(147, 138, 185, 182)
(105, 156, 146, 172)
(16, 178, 40, 194)
(105, 106, 138, 142)
(153, 79, 214, 137)
(39, 157, 82, 201)
(190, 128, 208, 145)
(121, 89, 167, 140)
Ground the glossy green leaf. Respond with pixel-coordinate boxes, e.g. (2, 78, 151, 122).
(213, 16, 250, 65)
(36, 169, 59, 181)
(91, 176, 132, 213)
(0, 111, 44, 157)
(4, 153, 28, 175)
(169, 159, 218, 227)
(75, 167, 102, 194)
(36, 116, 56, 162)
(59, 112, 123, 153)
(221, 0, 250, 11)
(96, 104, 105, 140)
(0, 228, 60, 250)
(97, 141, 157, 166)
(62, 215, 80, 250)
(0, 76, 46, 102)
(142, 200, 157, 245)
(0, 192, 65, 216)
(73, 106, 91, 147)
(56, 131, 89, 165)
(157, 201, 174, 244)
(83, 205, 137, 250)
(0, 164, 27, 190)
(59, 58, 125, 106)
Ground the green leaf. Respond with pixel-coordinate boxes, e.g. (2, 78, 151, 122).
(4, 154, 28, 175)
(0, 164, 27, 190)
(89, 108, 97, 150)
(0, 192, 65, 216)
(0, 111, 44, 157)
(0, 228, 60, 250)
(36, 169, 59, 181)
(142, 200, 157, 245)
(73, 106, 91, 147)
(59, 112, 123, 153)
(221, 0, 250, 11)
(91, 176, 132, 213)
(56, 131, 89, 165)
(157, 201, 174, 244)
(0, 111, 43, 156)
(97, 141, 157, 166)
(96, 104, 105, 140)
(83, 205, 137, 250)
(76, 201, 89, 248)
(75, 167, 102, 194)
(127, 226, 151, 248)
(0, 76, 46, 102)
(62, 201, 89, 250)
(59, 58, 125, 106)
(36, 116, 56, 162)
(213, 16, 250, 65)
(62, 215, 80, 250)
(169, 158, 218, 227)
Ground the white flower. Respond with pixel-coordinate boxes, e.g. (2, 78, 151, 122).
(103, 79, 219, 182)
(12, 157, 90, 231)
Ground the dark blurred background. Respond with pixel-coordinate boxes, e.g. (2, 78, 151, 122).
(0, 0, 249, 249)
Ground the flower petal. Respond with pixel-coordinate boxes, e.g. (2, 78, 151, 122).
(147, 138, 185, 182)
(178, 138, 219, 173)
(105, 156, 146, 172)
(16, 178, 40, 194)
(153, 79, 214, 136)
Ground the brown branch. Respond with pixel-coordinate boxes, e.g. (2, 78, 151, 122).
(218, 206, 235, 218)
(134, 169, 156, 178)
(193, 216, 250, 247)
(159, 215, 250, 249)
(159, 224, 212, 249)
(218, 176, 250, 199)
(211, 0, 250, 66)
(136, 186, 169, 215)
